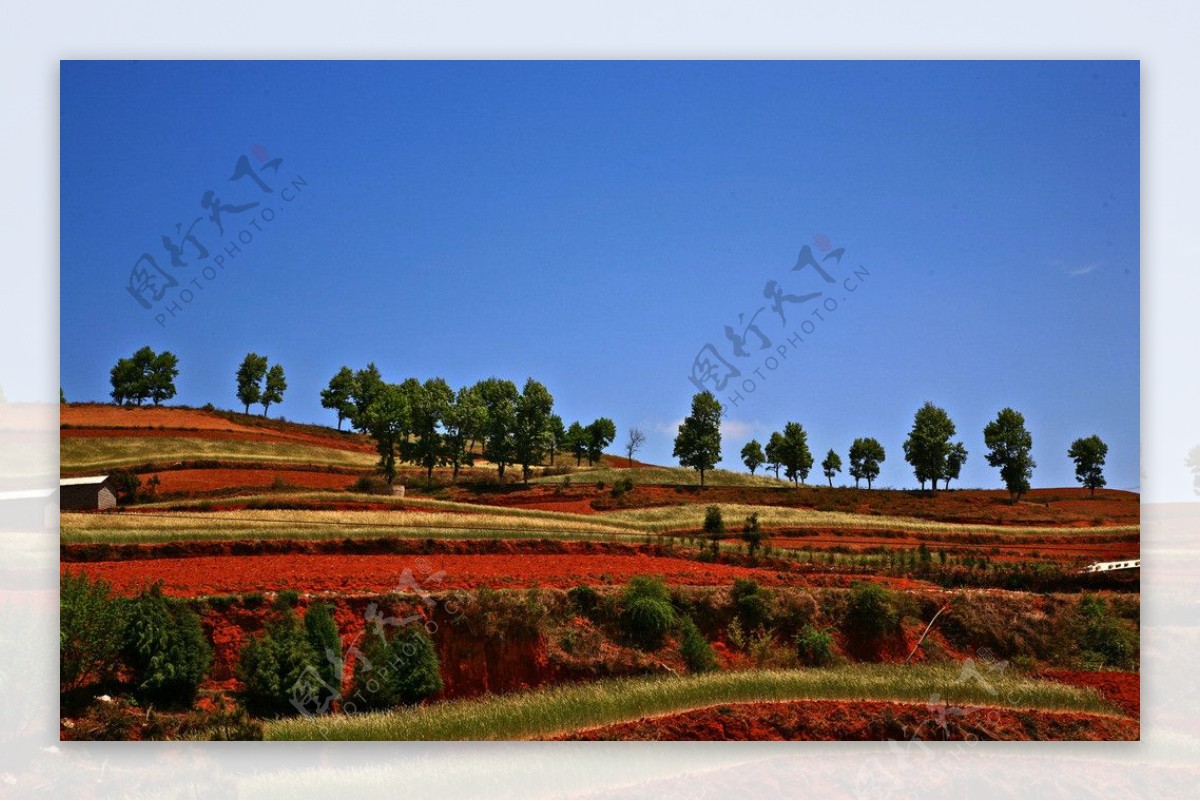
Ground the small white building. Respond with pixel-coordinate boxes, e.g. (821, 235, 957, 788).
(60, 475, 118, 510)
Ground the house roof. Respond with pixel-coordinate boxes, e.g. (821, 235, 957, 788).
(59, 475, 111, 487)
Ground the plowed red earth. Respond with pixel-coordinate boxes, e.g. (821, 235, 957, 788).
(64, 553, 805, 596)
(1039, 670, 1139, 718)
(134, 468, 358, 493)
(769, 534, 1138, 564)
(553, 700, 1139, 741)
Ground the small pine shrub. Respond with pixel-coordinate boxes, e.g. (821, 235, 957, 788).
(567, 585, 599, 615)
(304, 603, 343, 691)
(60, 571, 126, 693)
(730, 578, 771, 631)
(352, 474, 393, 495)
(679, 617, 717, 672)
(1077, 595, 1138, 670)
(620, 576, 676, 651)
(237, 610, 321, 717)
(703, 505, 725, 535)
(352, 626, 444, 710)
(846, 581, 899, 638)
(122, 584, 212, 707)
(794, 624, 835, 666)
(274, 589, 300, 609)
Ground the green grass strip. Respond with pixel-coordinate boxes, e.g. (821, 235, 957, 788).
(264, 664, 1113, 741)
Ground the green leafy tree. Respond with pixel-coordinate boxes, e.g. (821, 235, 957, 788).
(586, 417, 617, 466)
(349, 363, 386, 432)
(566, 421, 589, 466)
(741, 439, 765, 475)
(147, 350, 179, 405)
(673, 391, 723, 487)
(514, 378, 556, 483)
(903, 402, 957, 495)
(109, 357, 140, 405)
(679, 617, 717, 672)
(262, 363, 287, 416)
(821, 448, 842, 487)
(404, 377, 454, 482)
(945, 442, 968, 490)
(304, 603, 343, 691)
(764, 431, 785, 479)
(321, 366, 357, 430)
(362, 383, 411, 484)
(122, 584, 212, 706)
(983, 407, 1036, 501)
(620, 576, 676, 651)
(444, 384, 487, 482)
(546, 415, 566, 466)
(477, 377, 520, 483)
(847, 437, 886, 489)
(1068, 435, 1109, 497)
(60, 571, 126, 692)
(777, 422, 814, 486)
(236, 353, 269, 414)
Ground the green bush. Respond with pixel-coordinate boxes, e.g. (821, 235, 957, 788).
(794, 624, 836, 666)
(304, 603, 343, 691)
(1077, 595, 1138, 670)
(679, 617, 717, 672)
(237, 610, 322, 717)
(620, 576, 676, 650)
(703, 505, 725, 535)
(60, 571, 126, 692)
(274, 589, 300, 609)
(122, 584, 212, 707)
(352, 626, 444, 710)
(567, 585, 600, 616)
(730, 579, 771, 631)
(740, 512, 764, 557)
(846, 582, 899, 638)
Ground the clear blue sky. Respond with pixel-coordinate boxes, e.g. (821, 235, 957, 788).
(61, 60, 1139, 491)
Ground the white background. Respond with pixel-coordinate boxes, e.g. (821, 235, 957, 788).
(1, 1, 1197, 797)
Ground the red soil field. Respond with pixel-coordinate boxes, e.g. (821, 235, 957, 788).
(768, 533, 1138, 565)
(553, 699, 1139, 741)
(65, 552, 809, 597)
(1040, 670, 1140, 718)
(134, 468, 358, 493)
(61, 403, 373, 453)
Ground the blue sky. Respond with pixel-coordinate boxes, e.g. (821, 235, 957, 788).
(60, 60, 1139, 491)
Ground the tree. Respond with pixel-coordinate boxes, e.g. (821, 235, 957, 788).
(60, 571, 126, 692)
(764, 431, 785, 479)
(262, 363, 287, 416)
(822, 448, 842, 488)
(348, 363, 385, 432)
(903, 402, 956, 495)
(444, 384, 487, 482)
(625, 426, 646, 467)
(477, 377, 519, 483)
(514, 378, 555, 483)
(236, 353, 269, 414)
(237, 609, 321, 717)
(945, 442, 968, 490)
(122, 583, 212, 706)
(147, 350, 179, 405)
(777, 422, 814, 486)
(1068, 435, 1108, 497)
(847, 437, 886, 489)
(586, 418, 617, 466)
(353, 626, 443, 709)
(361, 383, 411, 484)
(673, 391, 723, 487)
(321, 366, 357, 430)
(110, 357, 141, 406)
(741, 439, 765, 475)
(566, 422, 589, 466)
(546, 415, 566, 466)
(402, 378, 454, 482)
(983, 407, 1036, 501)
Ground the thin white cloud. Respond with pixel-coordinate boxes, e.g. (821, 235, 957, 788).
(1068, 262, 1101, 277)
(652, 418, 765, 441)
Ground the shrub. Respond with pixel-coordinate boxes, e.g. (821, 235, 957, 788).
(567, 585, 600, 615)
(611, 477, 635, 498)
(351, 626, 443, 710)
(1077, 595, 1138, 670)
(703, 505, 725, 535)
(274, 589, 300, 609)
(846, 581, 899, 638)
(794, 624, 836, 666)
(237, 610, 322, 717)
(351, 474, 393, 495)
(304, 603, 343, 691)
(620, 576, 676, 651)
(730, 578, 771, 631)
(109, 469, 142, 505)
(679, 617, 717, 672)
(60, 571, 126, 692)
(122, 584, 212, 707)
(741, 512, 764, 558)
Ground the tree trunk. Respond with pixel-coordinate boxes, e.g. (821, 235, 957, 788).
(827, 476, 833, 488)
(867, 477, 873, 489)
(699, 468, 705, 488)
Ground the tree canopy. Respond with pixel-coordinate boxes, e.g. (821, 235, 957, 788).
(983, 407, 1036, 501)
(847, 437, 885, 489)
(902, 402, 957, 494)
(1068, 434, 1108, 496)
(673, 391, 723, 486)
